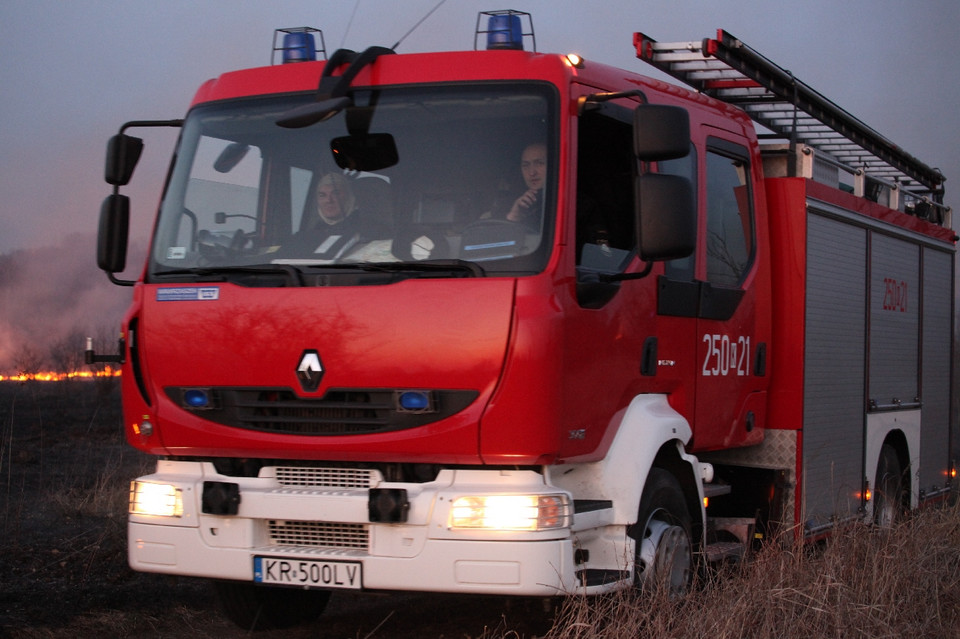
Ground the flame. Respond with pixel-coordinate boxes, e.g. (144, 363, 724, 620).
(0, 367, 121, 382)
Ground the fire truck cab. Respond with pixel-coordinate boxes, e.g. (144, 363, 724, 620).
(95, 13, 954, 630)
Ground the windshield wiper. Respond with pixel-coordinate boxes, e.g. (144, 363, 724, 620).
(155, 259, 485, 286)
(284, 259, 485, 278)
(353, 259, 486, 277)
(155, 264, 304, 286)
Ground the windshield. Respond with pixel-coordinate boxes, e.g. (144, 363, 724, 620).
(150, 83, 557, 282)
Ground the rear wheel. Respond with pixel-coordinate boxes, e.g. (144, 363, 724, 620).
(873, 443, 905, 527)
(213, 580, 331, 631)
(630, 468, 693, 595)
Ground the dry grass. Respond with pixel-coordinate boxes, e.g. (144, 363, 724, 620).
(3, 382, 959, 638)
(519, 501, 960, 639)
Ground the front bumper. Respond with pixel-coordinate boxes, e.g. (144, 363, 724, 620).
(128, 460, 582, 596)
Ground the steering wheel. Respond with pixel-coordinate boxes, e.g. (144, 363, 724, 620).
(229, 228, 253, 252)
(392, 226, 450, 261)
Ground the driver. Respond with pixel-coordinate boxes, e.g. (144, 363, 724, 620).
(314, 172, 356, 226)
(290, 173, 368, 259)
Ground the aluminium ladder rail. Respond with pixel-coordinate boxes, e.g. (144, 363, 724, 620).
(633, 29, 946, 207)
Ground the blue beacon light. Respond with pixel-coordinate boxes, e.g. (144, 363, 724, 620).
(282, 31, 317, 63)
(486, 14, 524, 51)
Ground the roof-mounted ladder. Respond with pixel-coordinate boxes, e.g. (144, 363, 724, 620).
(633, 29, 947, 214)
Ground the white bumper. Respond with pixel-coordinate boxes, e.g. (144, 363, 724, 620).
(128, 460, 584, 596)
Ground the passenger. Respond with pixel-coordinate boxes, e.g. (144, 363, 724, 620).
(503, 142, 547, 224)
(482, 142, 547, 227)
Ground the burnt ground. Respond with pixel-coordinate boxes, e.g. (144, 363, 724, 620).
(0, 381, 554, 638)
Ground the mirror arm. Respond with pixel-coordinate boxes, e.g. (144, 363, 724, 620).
(278, 46, 396, 129)
(118, 119, 184, 135)
(597, 260, 655, 282)
(578, 89, 646, 115)
(311, 46, 396, 102)
(107, 272, 135, 287)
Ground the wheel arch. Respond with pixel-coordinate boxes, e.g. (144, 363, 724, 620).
(879, 429, 911, 509)
(865, 411, 920, 511)
(548, 394, 704, 539)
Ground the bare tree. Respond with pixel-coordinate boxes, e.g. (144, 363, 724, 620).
(12, 344, 47, 378)
(49, 328, 87, 379)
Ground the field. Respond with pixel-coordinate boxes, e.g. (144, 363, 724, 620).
(0, 380, 552, 638)
(2, 380, 959, 638)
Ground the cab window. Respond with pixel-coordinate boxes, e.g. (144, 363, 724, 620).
(705, 139, 754, 287)
(575, 106, 635, 269)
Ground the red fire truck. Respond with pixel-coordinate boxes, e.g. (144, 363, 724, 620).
(92, 12, 955, 629)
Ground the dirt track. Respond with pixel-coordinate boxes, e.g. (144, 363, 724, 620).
(0, 381, 552, 638)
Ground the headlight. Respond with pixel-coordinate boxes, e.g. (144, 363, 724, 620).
(449, 494, 571, 531)
(130, 481, 183, 518)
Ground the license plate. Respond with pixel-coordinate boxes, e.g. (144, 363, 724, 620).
(254, 556, 362, 590)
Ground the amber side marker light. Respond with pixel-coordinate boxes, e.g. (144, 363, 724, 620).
(564, 53, 584, 68)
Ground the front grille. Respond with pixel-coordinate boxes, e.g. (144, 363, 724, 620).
(268, 520, 369, 550)
(241, 390, 389, 435)
(166, 387, 478, 436)
(209, 458, 443, 484)
(275, 466, 378, 489)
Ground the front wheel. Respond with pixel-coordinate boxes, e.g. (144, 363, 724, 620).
(213, 580, 331, 631)
(629, 468, 693, 595)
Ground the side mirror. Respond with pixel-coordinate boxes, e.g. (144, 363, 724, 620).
(213, 142, 250, 173)
(105, 134, 144, 186)
(636, 173, 696, 261)
(632, 103, 695, 261)
(97, 194, 130, 273)
(634, 104, 690, 161)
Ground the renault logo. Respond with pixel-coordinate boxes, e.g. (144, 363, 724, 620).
(296, 350, 324, 392)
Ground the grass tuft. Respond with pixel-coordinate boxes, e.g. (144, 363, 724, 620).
(501, 501, 960, 639)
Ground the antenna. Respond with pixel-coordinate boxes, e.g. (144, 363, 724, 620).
(391, 0, 449, 50)
(340, 0, 361, 49)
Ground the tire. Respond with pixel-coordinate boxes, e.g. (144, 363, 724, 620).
(629, 468, 693, 595)
(873, 443, 905, 527)
(213, 580, 331, 631)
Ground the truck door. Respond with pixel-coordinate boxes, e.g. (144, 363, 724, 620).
(686, 132, 769, 451)
(561, 94, 668, 458)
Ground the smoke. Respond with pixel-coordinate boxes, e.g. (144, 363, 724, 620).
(0, 233, 144, 373)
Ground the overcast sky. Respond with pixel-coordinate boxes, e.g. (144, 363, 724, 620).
(1, 0, 958, 255)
